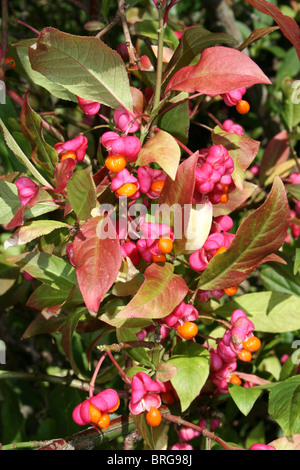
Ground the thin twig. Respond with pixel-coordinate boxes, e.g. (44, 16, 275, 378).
(107, 349, 132, 385)
(89, 352, 108, 397)
(95, 14, 121, 39)
(162, 413, 243, 450)
(97, 341, 157, 352)
(16, 19, 40, 36)
(117, 0, 139, 67)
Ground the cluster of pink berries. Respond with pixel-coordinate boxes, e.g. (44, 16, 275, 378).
(209, 309, 261, 395)
(72, 388, 120, 430)
(193, 144, 235, 206)
(190, 214, 239, 299)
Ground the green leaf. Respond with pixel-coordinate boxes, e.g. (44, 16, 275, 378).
(0, 118, 52, 188)
(4, 220, 69, 249)
(26, 283, 83, 311)
(132, 20, 179, 49)
(281, 77, 300, 130)
(167, 342, 210, 412)
(260, 263, 300, 296)
(15, 38, 77, 101)
(29, 27, 133, 112)
(157, 96, 190, 145)
(116, 328, 153, 368)
(285, 184, 300, 201)
(49, 385, 84, 435)
(0, 181, 21, 224)
(0, 382, 25, 444)
(294, 248, 300, 275)
(117, 262, 189, 319)
(269, 376, 300, 436)
(20, 94, 58, 180)
(67, 166, 97, 220)
(228, 384, 262, 416)
(7, 251, 77, 291)
(61, 308, 88, 376)
(245, 421, 266, 449)
(197, 177, 289, 290)
(215, 291, 300, 333)
(136, 129, 181, 181)
(131, 412, 169, 450)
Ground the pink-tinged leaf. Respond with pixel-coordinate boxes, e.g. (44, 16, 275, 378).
(6, 206, 25, 229)
(156, 363, 178, 382)
(22, 310, 67, 339)
(213, 182, 258, 217)
(117, 262, 189, 319)
(197, 176, 289, 290)
(158, 152, 198, 254)
(136, 129, 181, 180)
(259, 130, 290, 186)
(237, 26, 280, 51)
(54, 158, 76, 193)
(4, 220, 68, 248)
(130, 86, 145, 114)
(269, 434, 300, 450)
(73, 216, 122, 316)
(29, 27, 133, 112)
(212, 126, 260, 190)
(260, 253, 287, 265)
(26, 283, 72, 311)
(245, 0, 300, 60)
(166, 46, 271, 95)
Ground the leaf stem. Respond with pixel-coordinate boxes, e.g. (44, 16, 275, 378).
(89, 351, 108, 397)
(107, 349, 132, 384)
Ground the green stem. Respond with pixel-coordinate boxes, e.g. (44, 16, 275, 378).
(0, 441, 47, 450)
(0, 370, 93, 393)
(152, 6, 166, 116)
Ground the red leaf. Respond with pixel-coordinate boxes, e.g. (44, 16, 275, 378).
(73, 216, 122, 315)
(54, 158, 76, 193)
(245, 0, 300, 60)
(166, 46, 271, 95)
